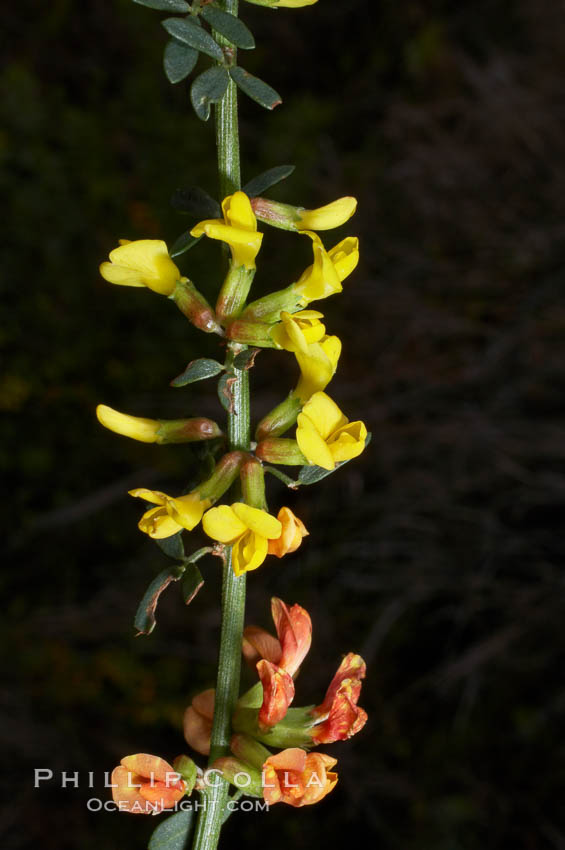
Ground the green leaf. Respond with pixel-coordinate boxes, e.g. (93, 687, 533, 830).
(134, 0, 191, 12)
(181, 562, 204, 605)
(134, 565, 184, 636)
(229, 66, 282, 110)
(170, 232, 202, 258)
(233, 348, 260, 371)
(148, 809, 194, 850)
(171, 187, 221, 218)
(217, 372, 236, 412)
(243, 164, 295, 197)
(201, 5, 255, 49)
(155, 532, 185, 560)
(191, 66, 230, 121)
(298, 432, 372, 485)
(170, 357, 224, 387)
(163, 39, 198, 84)
(162, 17, 224, 61)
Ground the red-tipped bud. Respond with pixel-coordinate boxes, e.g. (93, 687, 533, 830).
(173, 278, 223, 335)
(255, 438, 308, 466)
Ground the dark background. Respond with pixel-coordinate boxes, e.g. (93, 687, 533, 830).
(3, 0, 565, 847)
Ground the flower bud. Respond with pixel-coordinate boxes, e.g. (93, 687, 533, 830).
(172, 278, 223, 335)
(255, 438, 307, 466)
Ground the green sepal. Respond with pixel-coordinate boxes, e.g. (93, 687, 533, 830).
(171, 187, 222, 218)
(170, 357, 225, 387)
(201, 5, 255, 49)
(162, 17, 224, 61)
(134, 0, 191, 12)
(229, 66, 281, 110)
(156, 531, 185, 560)
(297, 432, 372, 485)
(134, 565, 185, 636)
(191, 66, 230, 121)
(232, 705, 315, 748)
(148, 809, 194, 850)
(173, 755, 199, 794)
(163, 39, 198, 84)
(181, 562, 204, 605)
(170, 232, 202, 258)
(243, 164, 295, 197)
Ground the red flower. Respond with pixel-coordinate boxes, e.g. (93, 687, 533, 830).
(111, 754, 186, 814)
(243, 598, 312, 729)
(311, 652, 367, 743)
(262, 748, 338, 807)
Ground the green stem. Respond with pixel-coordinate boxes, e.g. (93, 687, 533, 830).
(192, 4, 250, 850)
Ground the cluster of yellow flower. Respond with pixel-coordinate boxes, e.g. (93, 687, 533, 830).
(97, 190, 367, 576)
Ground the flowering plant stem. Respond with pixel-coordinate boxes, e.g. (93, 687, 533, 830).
(192, 3, 249, 849)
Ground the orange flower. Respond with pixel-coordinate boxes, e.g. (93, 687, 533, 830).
(262, 748, 338, 807)
(111, 754, 186, 814)
(243, 598, 312, 729)
(311, 652, 367, 744)
(267, 507, 309, 558)
(183, 689, 215, 756)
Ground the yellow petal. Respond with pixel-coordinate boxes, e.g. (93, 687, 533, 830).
(99, 262, 146, 287)
(223, 191, 257, 232)
(232, 530, 269, 576)
(202, 504, 247, 543)
(320, 335, 342, 370)
(294, 341, 337, 402)
(166, 494, 210, 531)
(231, 503, 282, 539)
(301, 392, 348, 440)
(96, 404, 160, 443)
(295, 232, 342, 303)
(107, 240, 180, 295)
(298, 197, 357, 231)
(190, 222, 263, 271)
(128, 488, 168, 506)
(138, 505, 183, 539)
(328, 420, 368, 464)
(296, 414, 335, 469)
(328, 237, 359, 282)
(277, 0, 318, 6)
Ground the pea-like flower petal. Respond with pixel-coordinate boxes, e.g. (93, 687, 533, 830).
(100, 240, 180, 295)
(296, 391, 367, 470)
(191, 191, 263, 270)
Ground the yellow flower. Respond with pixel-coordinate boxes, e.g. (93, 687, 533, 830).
(129, 488, 211, 539)
(297, 197, 357, 231)
(294, 334, 341, 402)
(270, 310, 326, 352)
(191, 191, 263, 270)
(296, 392, 367, 470)
(99, 240, 180, 295)
(294, 233, 359, 305)
(270, 311, 341, 401)
(202, 503, 282, 576)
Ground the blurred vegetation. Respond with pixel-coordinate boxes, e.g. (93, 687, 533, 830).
(2, 0, 565, 848)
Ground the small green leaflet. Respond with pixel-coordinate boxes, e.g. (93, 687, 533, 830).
(162, 17, 224, 62)
(170, 232, 201, 258)
(133, 0, 191, 13)
(191, 66, 230, 121)
(243, 164, 295, 197)
(201, 5, 255, 49)
(155, 531, 185, 560)
(233, 348, 260, 371)
(171, 187, 222, 218)
(229, 66, 282, 110)
(148, 809, 194, 850)
(181, 562, 204, 605)
(170, 358, 224, 387)
(163, 39, 198, 84)
(134, 565, 184, 636)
